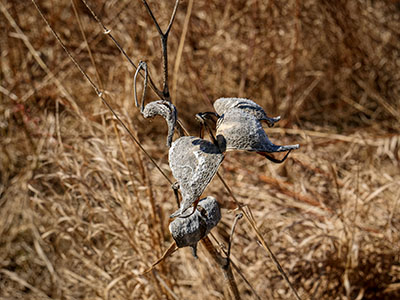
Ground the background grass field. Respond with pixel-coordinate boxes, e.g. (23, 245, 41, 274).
(1, 0, 400, 299)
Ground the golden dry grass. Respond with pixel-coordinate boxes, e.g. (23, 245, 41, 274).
(1, 0, 400, 299)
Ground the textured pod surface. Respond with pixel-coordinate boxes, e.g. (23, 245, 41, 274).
(142, 100, 177, 147)
(169, 136, 224, 217)
(213, 97, 280, 127)
(216, 108, 299, 153)
(169, 196, 221, 256)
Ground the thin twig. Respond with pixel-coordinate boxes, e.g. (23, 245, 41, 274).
(134, 61, 148, 112)
(217, 172, 302, 300)
(201, 236, 241, 300)
(0, 0, 81, 115)
(143, 241, 178, 274)
(31, 0, 172, 185)
(71, 0, 104, 90)
(209, 232, 262, 300)
(19, 3, 127, 103)
(227, 213, 243, 259)
(172, 0, 193, 104)
(80, 0, 163, 99)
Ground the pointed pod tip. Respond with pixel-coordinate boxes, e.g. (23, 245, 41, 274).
(266, 115, 281, 127)
(274, 144, 300, 152)
(169, 209, 181, 218)
(191, 245, 198, 258)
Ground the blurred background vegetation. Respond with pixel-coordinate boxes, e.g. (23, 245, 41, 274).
(1, 0, 399, 299)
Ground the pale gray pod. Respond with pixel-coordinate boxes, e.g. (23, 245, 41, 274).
(216, 108, 299, 153)
(142, 100, 177, 147)
(169, 196, 221, 258)
(169, 136, 224, 218)
(213, 97, 281, 127)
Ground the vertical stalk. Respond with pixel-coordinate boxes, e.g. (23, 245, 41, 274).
(161, 35, 170, 101)
(201, 236, 241, 300)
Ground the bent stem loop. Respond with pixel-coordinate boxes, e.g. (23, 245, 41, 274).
(134, 61, 148, 112)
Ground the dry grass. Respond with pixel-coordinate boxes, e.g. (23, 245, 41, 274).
(1, 0, 400, 299)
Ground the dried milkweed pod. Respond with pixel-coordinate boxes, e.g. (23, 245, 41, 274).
(216, 108, 299, 161)
(169, 136, 224, 218)
(169, 196, 221, 257)
(142, 100, 177, 147)
(213, 97, 281, 127)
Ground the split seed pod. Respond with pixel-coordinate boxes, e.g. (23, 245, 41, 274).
(142, 100, 177, 147)
(169, 136, 224, 218)
(169, 196, 221, 258)
(213, 97, 281, 127)
(216, 108, 299, 154)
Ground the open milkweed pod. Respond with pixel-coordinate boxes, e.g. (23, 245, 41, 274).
(216, 108, 299, 154)
(142, 100, 177, 147)
(169, 196, 221, 258)
(213, 97, 281, 127)
(169, 136, 224, 218)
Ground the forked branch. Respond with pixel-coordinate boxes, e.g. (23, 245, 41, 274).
(141, 0, 180, 101)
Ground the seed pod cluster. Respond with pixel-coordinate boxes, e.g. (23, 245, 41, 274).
(140, 98, 299, 256)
